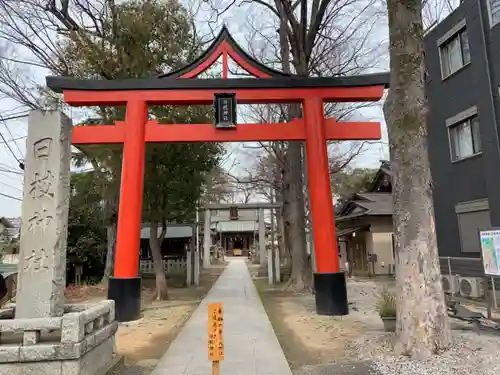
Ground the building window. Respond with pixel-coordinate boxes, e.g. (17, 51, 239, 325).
(488, 0, 500, 27)
(457, 207, 491, 253)
(439, 28, 470, 78)
(448, 115, 481, 161)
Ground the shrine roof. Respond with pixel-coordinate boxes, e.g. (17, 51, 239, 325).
(46, 26, 390, 93)
(158, 26, 290, 79)
(46, 73, 390, 93)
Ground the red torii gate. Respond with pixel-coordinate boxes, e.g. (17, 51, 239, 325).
(47, 27, 388, 322)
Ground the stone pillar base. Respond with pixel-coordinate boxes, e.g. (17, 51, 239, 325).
(0, 301, 119, 375)
(313, 272, 349, 316)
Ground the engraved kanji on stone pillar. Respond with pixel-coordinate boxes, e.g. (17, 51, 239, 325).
(15, 111, 72, 319)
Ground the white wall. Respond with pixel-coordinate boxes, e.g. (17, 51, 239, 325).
(366, 216, 394, 275)
(211, 209, 258, 222)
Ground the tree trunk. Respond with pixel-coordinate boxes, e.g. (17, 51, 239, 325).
(101, 196, 118, 285)
(101, 222, 116, 285)
(385, 0, 451, 358)
(273, 142, 287, 263)
(283, 141, 312, 291)
(276, 17, 311, 291)
(274, 190, 286, 262)
(281, 204, 291, 267)
(149, 222, 168, 300)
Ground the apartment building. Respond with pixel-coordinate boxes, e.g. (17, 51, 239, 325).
(425, 0, 500, 279)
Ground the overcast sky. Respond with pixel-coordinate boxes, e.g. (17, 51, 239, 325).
(0, 0, 394, 218)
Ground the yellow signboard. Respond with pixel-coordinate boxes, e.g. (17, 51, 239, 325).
(208, 302, 224, 362)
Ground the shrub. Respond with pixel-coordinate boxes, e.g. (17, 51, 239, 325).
(375, 286, 396, 318)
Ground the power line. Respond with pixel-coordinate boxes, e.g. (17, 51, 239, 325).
(0, 113, 29, 169)
(3, 135, 26, 144)
(0, 119, 23, 157)
(0, 172, 23, 185)
(0, 132, 21, 163)
(0, 110, 29, 156)
(0, 105, 27, 116)
(0, 55, 47, 69)
(0, 170, 23, 177)
(0, 160, 16, 166)
(0, 112, 29, 122)
(0, 164, 19, 169)
(0, 132, 24, 171)
(0, 191, 21, 201)
(0, 181, 22, 193)
(0, 161, 20, 171)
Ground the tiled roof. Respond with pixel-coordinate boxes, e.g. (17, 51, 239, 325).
(355, 193, 393, 215)
(140, 225, 193, 239)
(336, 226, 370, 237)
(380, 160, 391, 174)
(212, 221, 258, 233)
(336, 192, 393, 221)
(3, 217, 21, 238)
(0, 217, 13, 228)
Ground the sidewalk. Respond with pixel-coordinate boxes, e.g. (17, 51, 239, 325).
(151, 258, 292, 375)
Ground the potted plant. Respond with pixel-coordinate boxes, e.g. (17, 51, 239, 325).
(375, 286, 397, 332)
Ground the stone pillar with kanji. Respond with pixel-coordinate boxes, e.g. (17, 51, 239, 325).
(15, 110, 72, 319)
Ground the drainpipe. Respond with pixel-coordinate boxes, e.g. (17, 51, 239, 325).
(477, 0, 500, 158)
(477, 0, 500, 238)
(477, 5, 500, 300)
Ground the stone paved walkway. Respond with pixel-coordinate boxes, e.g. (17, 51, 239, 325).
(150, 258, 292, 375)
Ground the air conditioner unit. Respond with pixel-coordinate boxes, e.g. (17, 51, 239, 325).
(441, 275, 459, 295)
(458, 277, 485, 298)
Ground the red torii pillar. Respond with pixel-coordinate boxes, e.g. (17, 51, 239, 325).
(47, 25, 387, 321)
(105, 99, 359, 321)
(303, 97, 346, 315)
(62, 88, 383, 322)
(107, 100, 148, 321)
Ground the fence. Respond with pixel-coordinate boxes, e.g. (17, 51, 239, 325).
(139, 258, 187, 274)
(0, 301, 117, 372)
(439, 256, 485, 278)
(439, 256, 499, 309)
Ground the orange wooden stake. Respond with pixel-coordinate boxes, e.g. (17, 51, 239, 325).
(208, 302, 224, 364)
(212, 361, 220, 375)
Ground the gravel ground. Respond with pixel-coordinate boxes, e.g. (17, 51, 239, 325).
(347, 278, 500, 375)
(294, 361, 380, 375)
(356, 331, 500, 375)
(256, 270, 500, 375)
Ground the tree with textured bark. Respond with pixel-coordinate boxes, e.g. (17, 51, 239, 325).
(62, 1, 208, 291)
(385, 0, 451, 358)
(67, 170, 108, 283)
(201, 165, 234, 205)
(72, 146, 121, 285)
(422, 0, 460, 28)
(205, 0, 382, 291)
(228, 99, 372, 269)
(0, 0, 223, 292)
(143, 118, 222, 300)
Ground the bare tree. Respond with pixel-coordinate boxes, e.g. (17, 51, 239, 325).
(0, 0, 210, 289)
(201, 165, 234, 204)
(203, 0, 383, 290)
(422, 0, 460, 28)
(385, 0, 451, 358)
(0, 0, 124, 284)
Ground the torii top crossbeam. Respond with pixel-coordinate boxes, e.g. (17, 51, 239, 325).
(46, 27, 388, 145)
(45, 26, 390, 322)
(47, 26, 388, 105)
